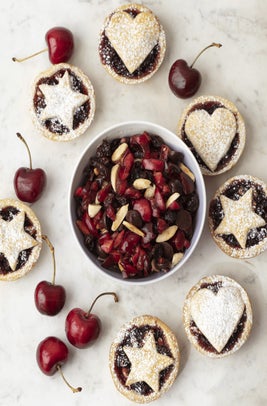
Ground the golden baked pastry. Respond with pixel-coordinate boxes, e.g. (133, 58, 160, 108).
(177, 95, 246, 175)
(209, 174, 267, 258)
(183, 275, 253, 358)
(0, 199, 42, 281)
(99, 3, 166, 84)
(31, 63, 95, 141)
(109, 315, 179, 403)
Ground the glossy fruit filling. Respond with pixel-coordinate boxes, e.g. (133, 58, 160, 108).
(33, 68, 90, 135)
(209, 178, 267, 249)
(0, 206, 37, 274)
(114, 324, 174, 395)
(74, 132, 199, 279)
(99, 8, 160, 79)
(181, 101, 240, 172)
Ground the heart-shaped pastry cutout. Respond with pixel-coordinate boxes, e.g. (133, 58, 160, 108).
(105, 11, 160, 74)
(190, 287, 245, 352)
(185, 108, 237, 171)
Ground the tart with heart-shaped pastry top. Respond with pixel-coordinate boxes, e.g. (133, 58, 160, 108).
(0, 199, 42, 281)
(177, 95, 246, 176)
(183, 275, 252, 358)
(209, 175, 267, 259)
(99, 3, 166, 84)
(31, 63, 95, 141)
(109, 315, 180, 403)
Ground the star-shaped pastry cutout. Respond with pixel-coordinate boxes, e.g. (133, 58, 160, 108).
(123, 331, 173, 393)
(0, 211, 38, 271)
(39, 71, 89, 130)
(215, 188, 266, 248)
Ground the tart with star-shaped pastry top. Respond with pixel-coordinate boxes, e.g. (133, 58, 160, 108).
(209, 175, 267, 258)
(31, 63, 95, 141)
(99, 3, 166, 84)
(0, 199, 42, 281)
(109, 315, 179, 403)
(183, 275, 252, 358)
(177, 95, 246, 176)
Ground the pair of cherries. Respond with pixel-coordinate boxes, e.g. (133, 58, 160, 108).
(35, 236, 118, 392)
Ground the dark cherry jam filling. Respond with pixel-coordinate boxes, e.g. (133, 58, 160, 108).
(99, 8, 161, 79)
(209, 178, 267, 249)
(0, 207, 37, 274)
(190, 282, 247, 354)
(74, 133, 199, 279)
(114, 325, 174, 396)
(34, 68, 90, 135)
(181, 101, 240, 172)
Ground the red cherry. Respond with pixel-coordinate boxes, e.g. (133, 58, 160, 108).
(65, 292, 119, 349)
(168, 42, 222, 99)
(37, 336, 68, 376)
(14, 133, 46, 203)
(34, 236, 66, 316)
(45, 27, 74, 64)
(36, 336, 82, 393)
(12, 26, 74, 64)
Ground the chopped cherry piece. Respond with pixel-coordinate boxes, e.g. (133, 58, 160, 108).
(180, 172, 195, 195)
(142, 158, 164, 171)
(172, 230, 186, 251)
(130, 132, 151, 158)
(132, 198, 152, 222)
(120, 152, 134, 180)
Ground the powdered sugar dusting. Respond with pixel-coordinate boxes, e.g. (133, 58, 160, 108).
(190, 286, 245, 352)
(105, 10, 160, 74)
(0, 199, 42, 281)
(185, 108, 236, 172)
(183, 275, 253, 358)
(99, 4, 166, 84)
(109, 315, 179, 402)
(32, 63, 95, 141)
(209, 175, 267, 259)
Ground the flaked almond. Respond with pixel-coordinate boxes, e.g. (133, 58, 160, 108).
(111, 204, 129, 231)
(156, 225, 178, 243)
(144, 183, 156, 199)
(111, 164, 119, 192)
(122, 221, 145, 237)
(94, 167, 99, 176)
(166, 192, 180, 209)
(118, 261, 124, 272)
(179, 162, 195, 181)
(133, 178, 151, 190)
(172, 252, 184, 266)
(111, 142, 128, 162)
(88, 204, 102, 218)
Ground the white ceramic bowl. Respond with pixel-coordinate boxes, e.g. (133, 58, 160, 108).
(69, 121, 206, 285)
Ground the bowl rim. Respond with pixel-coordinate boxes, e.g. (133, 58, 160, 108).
(68, 120, 206, 285)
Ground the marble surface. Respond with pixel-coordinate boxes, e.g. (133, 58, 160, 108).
(0, 0, 267, 405)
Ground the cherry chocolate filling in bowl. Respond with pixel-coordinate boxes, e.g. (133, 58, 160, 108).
(70, 122, 206, 284)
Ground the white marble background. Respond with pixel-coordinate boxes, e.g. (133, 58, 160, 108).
(0, 0, 266, 405)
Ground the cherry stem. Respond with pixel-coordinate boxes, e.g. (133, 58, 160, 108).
(86, 292, 119, 317)
(42, 235, 56, 285)
(16, 132, 32, 170)
(56, 365, 82, 393)
(12, 48, 48, 63)
(190, 42, 222, 68)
